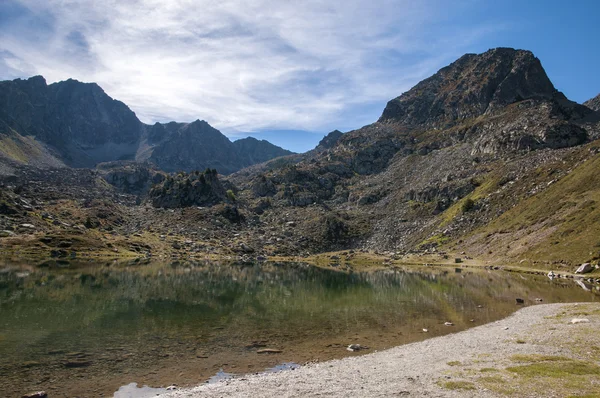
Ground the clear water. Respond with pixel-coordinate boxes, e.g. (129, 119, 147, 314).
(0, 259, 597, 397)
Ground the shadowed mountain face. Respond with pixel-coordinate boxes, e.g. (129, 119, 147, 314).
(0, 77, 292, 173)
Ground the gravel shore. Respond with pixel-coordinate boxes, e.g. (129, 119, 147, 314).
(159, 302, 600, 398)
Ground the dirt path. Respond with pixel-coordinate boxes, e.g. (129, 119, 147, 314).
(159, 303, 600, 397)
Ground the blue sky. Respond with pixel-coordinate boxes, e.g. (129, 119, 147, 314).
(0, 0, 598, 153)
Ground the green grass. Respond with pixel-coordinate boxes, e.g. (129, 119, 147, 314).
(510, 354, 570, 363)
(507, 360, 600, 377)
(458, 148, 600, 264)
(447, 361, 461, 366)
(440, 381, 476, 390)
(479, 367, 499, 373)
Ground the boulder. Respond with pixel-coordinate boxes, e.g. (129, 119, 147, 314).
(575, 263, 593, 274)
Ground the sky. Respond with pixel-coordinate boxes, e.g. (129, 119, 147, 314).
(0, 0, 599, 153)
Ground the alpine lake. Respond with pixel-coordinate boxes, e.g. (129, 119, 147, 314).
(0, 258, 597, 397)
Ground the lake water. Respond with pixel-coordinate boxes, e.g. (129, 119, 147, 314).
(0, 259, 597, 397)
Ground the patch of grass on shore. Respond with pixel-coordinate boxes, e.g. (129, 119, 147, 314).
(507, 360, 600, 377)
(479, 367, 498, 373)
(510, 354, 569, 363)
(440, 380, 476, 390)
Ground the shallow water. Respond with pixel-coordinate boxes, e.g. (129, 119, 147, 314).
(0, 260, 597, 397)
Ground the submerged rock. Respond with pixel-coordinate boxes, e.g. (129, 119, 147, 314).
(22, 392, 47, 398)
(346, 344, 369, 352)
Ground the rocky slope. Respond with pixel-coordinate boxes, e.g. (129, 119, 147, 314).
(584, 93, 600, 112)
(1, 48, 600, 270)
(0, 77, 292, 173)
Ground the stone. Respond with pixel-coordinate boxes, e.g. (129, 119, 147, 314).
(575, 263, 593, 274)
(444, 322, 454, 326)
(257, 348, 282, 354)
(0, 230, 16, 237)
(20, 223, 35, 229)
(346, 344, 368, 352)
(570, 318, 590, 324)
(22, 392, 47, 398)
(516, 298, 525, 304)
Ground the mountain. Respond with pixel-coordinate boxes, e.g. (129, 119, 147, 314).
(0, 76, 292, 173)
(584, 93, 600, 112)
(232, 137, 294, 165)
(226, 48, 600, 260)
(2, 47, 600, 268)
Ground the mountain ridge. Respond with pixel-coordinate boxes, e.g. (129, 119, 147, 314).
(0, 76, 293, 173)
(1, 47, 600, 269)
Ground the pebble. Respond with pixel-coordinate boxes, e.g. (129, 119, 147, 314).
(444, 322, 453, 326)
(257, 348, 283, 354)
(570, 318, 590, 324)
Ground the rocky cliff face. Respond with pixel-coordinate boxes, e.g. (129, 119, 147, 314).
(0, 77, 292, 173)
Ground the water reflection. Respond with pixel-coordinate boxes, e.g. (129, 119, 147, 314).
(0, 260, 597, 397)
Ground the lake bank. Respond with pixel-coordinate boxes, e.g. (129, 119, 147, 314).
(159, 302, 600, 398)
(2, 261, 598, 397)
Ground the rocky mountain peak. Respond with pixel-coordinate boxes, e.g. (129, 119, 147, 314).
(584, 93, 600, 112)
(316, 130, 344, 151)
(379, 47, 560, 128)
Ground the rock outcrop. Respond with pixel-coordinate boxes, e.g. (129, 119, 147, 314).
(147, 169, 229, 208)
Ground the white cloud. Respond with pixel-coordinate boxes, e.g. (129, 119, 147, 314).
(0, 0, 503, 136)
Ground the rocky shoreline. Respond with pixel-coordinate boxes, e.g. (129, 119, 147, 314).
(158, 303, 600, 398)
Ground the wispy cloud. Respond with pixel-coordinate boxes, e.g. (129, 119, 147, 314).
(0, 0, 503, 136)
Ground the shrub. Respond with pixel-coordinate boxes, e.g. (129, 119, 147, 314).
(226, 189, 236, 202)
(462, 198, 475, 213)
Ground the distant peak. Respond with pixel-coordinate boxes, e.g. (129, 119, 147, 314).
(27, 75, 47, 85)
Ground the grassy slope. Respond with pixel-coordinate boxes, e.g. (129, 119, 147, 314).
(459, 146, 600, 266)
